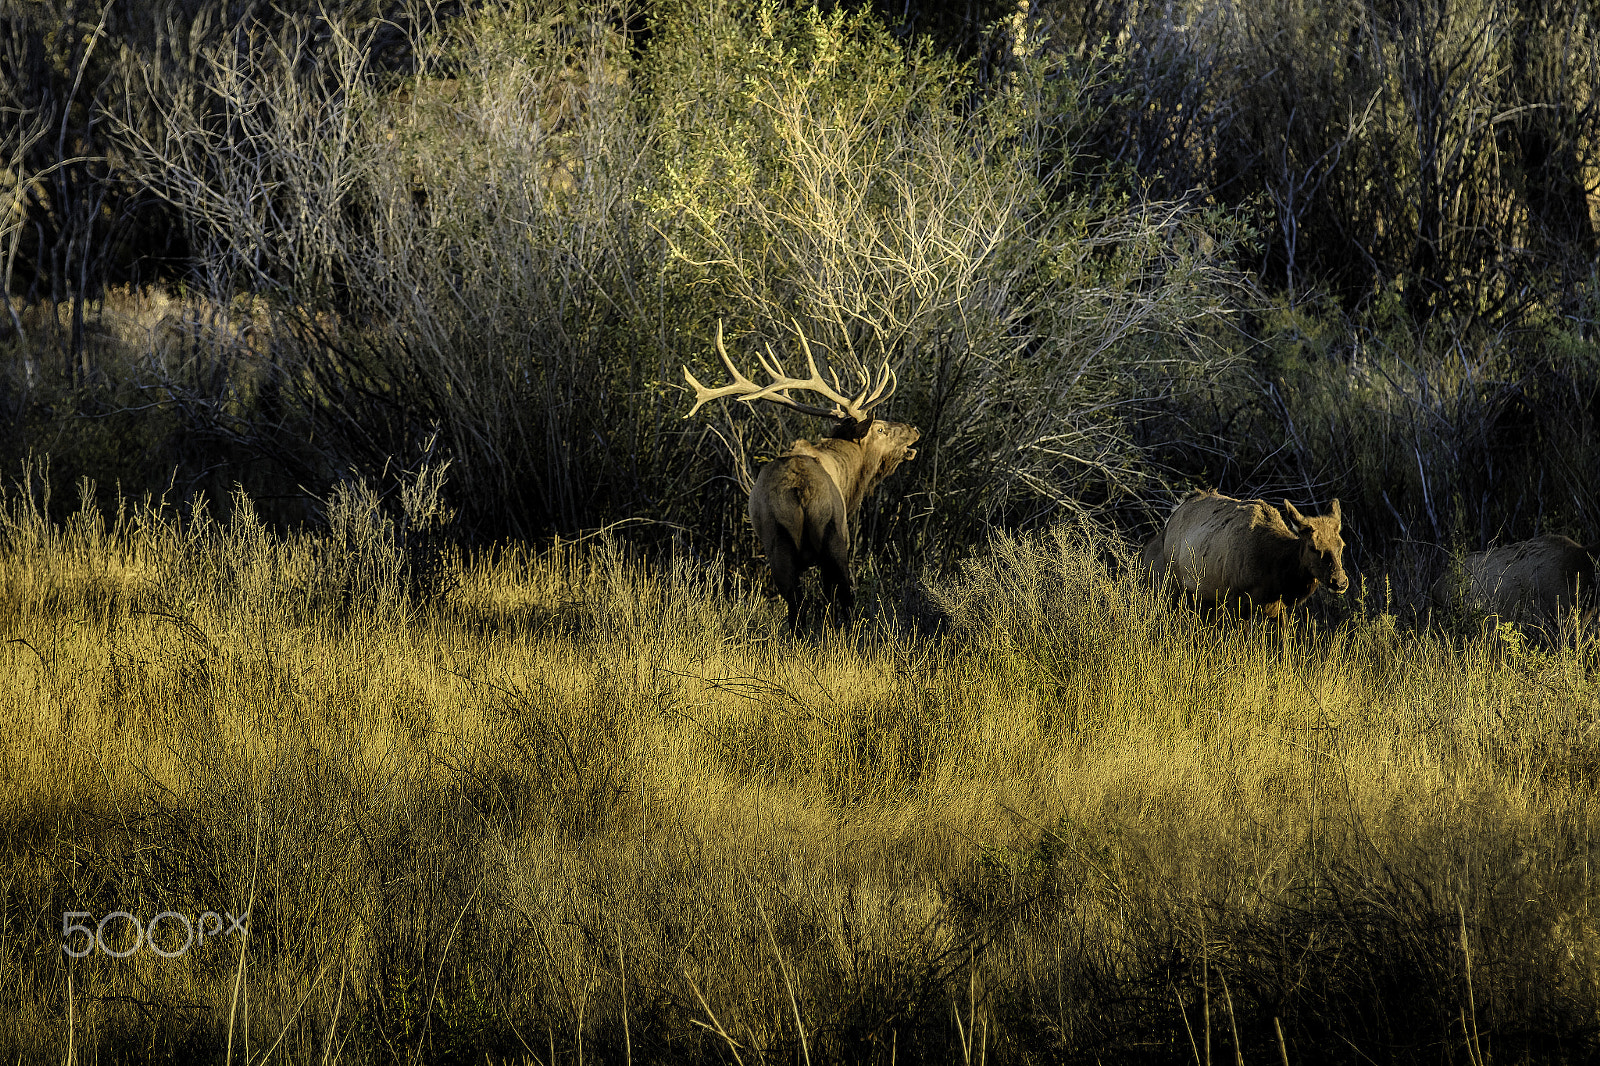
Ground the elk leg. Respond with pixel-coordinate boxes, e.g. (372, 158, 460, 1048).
(819, 561, 853, 626)
(768, 545, 805, 628)
(819, 532, 854, 627)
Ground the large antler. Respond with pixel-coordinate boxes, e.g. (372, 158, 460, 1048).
(683, 320, 896, 422)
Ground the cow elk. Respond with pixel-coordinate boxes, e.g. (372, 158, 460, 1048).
(1142, 490, 1349, 626)
(1431, 534, 1596, 645)
(684, 323, 920, 628)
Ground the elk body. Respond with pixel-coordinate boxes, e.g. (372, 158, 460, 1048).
(685, 324, 919, 627)
(1142, 491, 1350, 623)
(1432, 534, 1596, 635)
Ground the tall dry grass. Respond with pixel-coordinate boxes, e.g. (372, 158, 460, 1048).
(1, 480, 1597, 1062)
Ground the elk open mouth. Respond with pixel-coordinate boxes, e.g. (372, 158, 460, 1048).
(904, 448, 917, 460)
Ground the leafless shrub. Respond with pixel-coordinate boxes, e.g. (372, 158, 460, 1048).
(656, 5, 1246, 567)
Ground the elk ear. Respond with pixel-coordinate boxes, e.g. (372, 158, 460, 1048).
(1282, 499, 1308, 532)
(1329, 497, 1342, 524)
(838, 416, 873, 441)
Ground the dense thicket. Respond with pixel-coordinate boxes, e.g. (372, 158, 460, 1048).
(2, 0, 1597, 579)
(1065, 0, 1600, 320)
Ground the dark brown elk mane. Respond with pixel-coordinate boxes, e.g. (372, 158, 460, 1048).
(683, 322, 920, 628)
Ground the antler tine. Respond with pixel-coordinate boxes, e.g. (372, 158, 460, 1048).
(755, 342, 838, 415)
(846, 371, 871, 415)
(683, 321, 763, 418)
(743, 331, 846, 417)
(857, 358, 897, 413)
(790, 327, 823, 379)
(804, 321, 897, 419)
(714, 319, 745, 379)
(755, 337, 838, 410)
(755, 342, 786, 384)
(735, 343, 837, 418)
(817, 333, 864, 399)
(831, 363, 874, 401)
(793, 321, 873, 422)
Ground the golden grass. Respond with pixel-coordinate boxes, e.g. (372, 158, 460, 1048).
(2, 491, 1598, 1063)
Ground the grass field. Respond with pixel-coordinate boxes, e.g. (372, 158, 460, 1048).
(2, 479, 1598, 1064)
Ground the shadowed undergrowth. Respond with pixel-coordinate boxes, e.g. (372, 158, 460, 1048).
(1, 487, 1598, 1063)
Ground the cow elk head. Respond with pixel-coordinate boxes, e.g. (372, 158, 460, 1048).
(1283, 498, 1349, 595)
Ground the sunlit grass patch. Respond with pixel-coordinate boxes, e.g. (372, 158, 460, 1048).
(1, 485, 1598, 1062)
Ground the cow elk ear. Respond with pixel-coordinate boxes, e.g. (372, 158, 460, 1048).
(1282, 499, 1308, 532)
(1329, 497, 1342, 523)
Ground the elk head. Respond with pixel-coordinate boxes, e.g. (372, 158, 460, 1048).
(1284, 498, 1349, 595)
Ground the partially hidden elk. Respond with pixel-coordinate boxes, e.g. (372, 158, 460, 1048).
(1141, 490, 1350, 623)
(1431, 534, 1597, 636)
(684, 324, 920, 627)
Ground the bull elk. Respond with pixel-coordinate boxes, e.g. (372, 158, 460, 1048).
(684, 323, 920, 627)
(1141, 490, 1350, 625)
